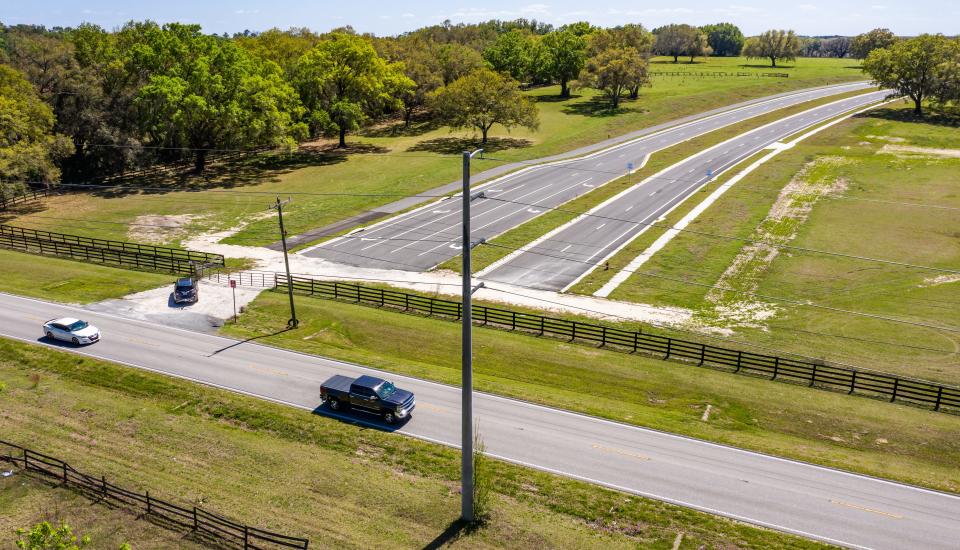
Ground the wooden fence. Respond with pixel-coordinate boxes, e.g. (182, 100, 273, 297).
(0, 187, 55, 211)
(0, 224, 224, 274)
(0, 440, 309, 549)
(268, 273, 959, 414)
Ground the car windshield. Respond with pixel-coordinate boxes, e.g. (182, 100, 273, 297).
(375, 382, 396, 399)
(176, 279, 194, 288)
(68, 320, 88, 331)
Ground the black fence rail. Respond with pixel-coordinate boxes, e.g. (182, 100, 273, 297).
(650, 71, 789, 78)
(0, 224, 224, 273)
(0, 440, 309, 549)
(0, 187, 55, 211)
(276, 274, 960, 414)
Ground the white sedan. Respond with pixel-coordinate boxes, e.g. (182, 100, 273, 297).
(42, 317, 101, 345)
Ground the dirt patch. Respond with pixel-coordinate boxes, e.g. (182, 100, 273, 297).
(877, 144, 960, 158)
(921, 274, 960, 288)
(701, 157, 853, 329)
(865, 135, 906, 143)
(128, 214, 204, 245)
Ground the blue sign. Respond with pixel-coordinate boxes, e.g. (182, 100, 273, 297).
(627, 162, 634, 172)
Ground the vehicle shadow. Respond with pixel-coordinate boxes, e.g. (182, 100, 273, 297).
(37, 335, 89, 349)
(167, 293, 192, 309)
(310, 402, 409, 433)
(422, 519, 475, 549)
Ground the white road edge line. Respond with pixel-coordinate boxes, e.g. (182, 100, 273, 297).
(593, 97, 898, 297)
(557, 91, 888, 293)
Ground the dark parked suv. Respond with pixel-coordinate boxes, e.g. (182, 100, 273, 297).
(173, 277, 199, 304)
(320, 374, 415, 424)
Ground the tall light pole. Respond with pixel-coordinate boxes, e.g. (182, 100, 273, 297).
(270, 196, 298, 329)
(461, 148, 483, 522)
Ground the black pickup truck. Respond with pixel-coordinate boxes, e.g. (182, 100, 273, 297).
(320, 374, 415, 424)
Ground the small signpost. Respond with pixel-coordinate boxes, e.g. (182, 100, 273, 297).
(627, 162, 634, 174)
(707, 168, 713, 179)
(229, 279, 237, 323)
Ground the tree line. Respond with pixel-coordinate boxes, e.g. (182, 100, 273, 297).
(2, 18, 952, 188)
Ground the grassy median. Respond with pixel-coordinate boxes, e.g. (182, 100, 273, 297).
(0, 337, 829, 549)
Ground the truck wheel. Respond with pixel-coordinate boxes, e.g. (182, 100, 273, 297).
(384, 411, 396, 424)
(328, 398, 341, 411)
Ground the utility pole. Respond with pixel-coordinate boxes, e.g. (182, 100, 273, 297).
(270, 197, 298, 328)
(461, 148, 484, 523)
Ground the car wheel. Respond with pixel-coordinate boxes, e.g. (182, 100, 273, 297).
(71, 337, 80, 344)
(328, 398, 341, 411)
(384, 411, 396, 424)
(45, 331, 53, 340)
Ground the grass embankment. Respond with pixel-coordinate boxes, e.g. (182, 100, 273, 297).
(6, 58, 862, 249)
(0, 338, 826, 550)
(597, 104, 960, 384)
(222, 291, 960, 494)
(0, 248, 172, 304)
(439, 88, 873, 273)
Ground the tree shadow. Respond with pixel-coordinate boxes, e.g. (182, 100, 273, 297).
(85, 143, 391, 198)
(360, 117, 443, 138)
(854, 106, 960, 127)
(0, 199, 49, 224)
(407, 136, 533, 154)
(562, 97, 640, 118)
(532, 93, 582, 103)
(738, 63, 795, 69)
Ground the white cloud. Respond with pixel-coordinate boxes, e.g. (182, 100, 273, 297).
(401, 13, 415, 18)
(233, 9, 260, 15)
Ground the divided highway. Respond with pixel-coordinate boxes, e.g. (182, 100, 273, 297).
(2, 292, 958, 550)
(481, 89, 889, 291)
(301, 82, 873, 272)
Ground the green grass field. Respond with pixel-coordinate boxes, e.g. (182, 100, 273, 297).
(0, 337, 829, 549)
(5, 57, 863, 250)
(221, 290, 960, 494)
(599, 104, 960, 384)
(0, 248, 172, 303)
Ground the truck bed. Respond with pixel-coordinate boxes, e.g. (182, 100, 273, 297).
(321, 374, 354, 394)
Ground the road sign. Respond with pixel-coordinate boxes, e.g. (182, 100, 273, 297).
(229, 279, 237, 288)
(627, 162, 634, 173)
(707, 168, 713, 178)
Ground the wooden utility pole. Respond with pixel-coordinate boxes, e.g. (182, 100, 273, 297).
(270, 197, 298, 328)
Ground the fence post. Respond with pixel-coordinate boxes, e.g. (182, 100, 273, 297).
(632, 331, 638, 352)
(734, 350, 742, 372)
(62, 462, 67, 483)
(810, 364, 817, 387)
(771, 357, 779, 380)
(600, 326, 607, 347)
(146, 490, 152, 514)
(101, 475, 107, 499)
(457, 302, 462, 320)
(379, 288, 384, 307)
(890, 378, 899, 402)
(699, 344, 705, 366)
(571, 321, 577, 341)
(934, 385, 943, 411)
(849, 371, 857, 394)
(404, 293, 410, 311)
(243, 525, 250, 550)
(23, 449, 29, 470)
(540, 316, 545, 336)
(193, 506, 199, 530)
(664, 339, 672, 360)
(511, 311, 517, 330)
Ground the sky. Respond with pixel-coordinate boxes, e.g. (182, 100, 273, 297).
(4, 0, 958, 37)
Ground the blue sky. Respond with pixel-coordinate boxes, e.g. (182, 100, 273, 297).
(5, 1, 957, 36)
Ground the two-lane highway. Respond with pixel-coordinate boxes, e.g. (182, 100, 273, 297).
(300, 82, 873, 271)
(1, 292, 958, 549)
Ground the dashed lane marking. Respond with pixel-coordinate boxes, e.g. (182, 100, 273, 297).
(592, 443, 651, 461)
(829, 500, 904, 520)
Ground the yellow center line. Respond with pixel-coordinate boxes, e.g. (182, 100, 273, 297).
(247, 363, 288, 377)
(829, 499, 904, 519)
(415, 402, 447, 413)
(591, 443, 651, 461)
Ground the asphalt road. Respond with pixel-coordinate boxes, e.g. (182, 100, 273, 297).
(482, 89, 891, 291)
(300, 82, 874, 272)
(2, 292, 958, 550)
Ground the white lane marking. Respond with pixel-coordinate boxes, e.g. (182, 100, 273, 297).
(432, 209, 451, 214)
(561, 245, 572, 252)
(595, 162, 604, 167)
(625, 206, 633, 212)
(413, 177, 596, 257)
(596, 223, 606, 230)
